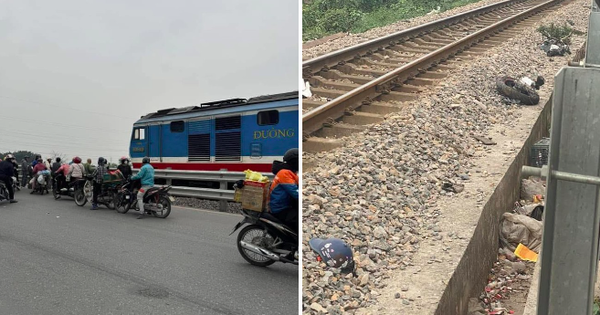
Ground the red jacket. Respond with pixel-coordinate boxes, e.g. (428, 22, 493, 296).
(32, 163, 47, 174)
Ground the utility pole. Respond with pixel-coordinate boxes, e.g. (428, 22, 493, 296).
(522, 2, 600, 313)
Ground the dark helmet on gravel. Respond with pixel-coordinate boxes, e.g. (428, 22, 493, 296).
(142, 157, 150, 164)
(282, 148, 298, 172)
(309, 238, 356, 274)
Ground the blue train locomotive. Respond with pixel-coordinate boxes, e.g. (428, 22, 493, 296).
(129, 91, 298, 173)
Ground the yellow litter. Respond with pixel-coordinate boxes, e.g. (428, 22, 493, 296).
(514, 243, 538, 262)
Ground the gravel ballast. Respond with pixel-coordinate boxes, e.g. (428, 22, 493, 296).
(302, 0, 588, 313)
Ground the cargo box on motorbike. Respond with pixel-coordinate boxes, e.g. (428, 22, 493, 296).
(240, 180, 269, 212)
(103, 170, 124, 183)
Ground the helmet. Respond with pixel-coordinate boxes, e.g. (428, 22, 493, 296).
(283, 148, 298, 172)
(142, 157, 150, 164)
(98, 157, 107, 165)
(56, 157, 62, 163)
(5, 154, 14, 161)
(309, 238, 356, 274)
(120, 156, 130, 164)
(73, 156, 82, 164)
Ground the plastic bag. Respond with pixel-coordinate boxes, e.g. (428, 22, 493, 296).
(244, 169, 268, 183)
(499, 212, 543, 253)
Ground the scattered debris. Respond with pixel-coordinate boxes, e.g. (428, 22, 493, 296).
(303, 81, 313, 98)
(496, 76, 540, 105)
(426, 6, 441, 15)
(499, 212, 543, 253)
(474, 135, 497, 145)
(514, 243, 538, 262)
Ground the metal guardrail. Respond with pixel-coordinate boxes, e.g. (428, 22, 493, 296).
(132, 169, 274, 211)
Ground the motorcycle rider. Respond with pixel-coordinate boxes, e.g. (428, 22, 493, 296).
(69, 156, 85, 182)
(90, 157, 108, 210)
(130, 156, 154, 219)
(51, 157, 62, 190)
(268, 148, 299, 232)
(117, 156, 133, 179)
(31, 157, 48, 193)
(0, 154, 18, 203)
(54, 161, 71, 192)
(10, 157, 19, 188)
(20, 156, 29, 187)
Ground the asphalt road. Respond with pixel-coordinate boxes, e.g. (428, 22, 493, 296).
(0, 190, 298, 315)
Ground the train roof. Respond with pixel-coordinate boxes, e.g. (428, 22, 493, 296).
(136, 91, 298, 123)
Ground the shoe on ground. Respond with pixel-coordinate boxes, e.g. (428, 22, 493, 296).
(90, 204, 99, 210)
(9, 200, 17, 204)
(30, 191, 35, 194)
(136, 213, 145, 219)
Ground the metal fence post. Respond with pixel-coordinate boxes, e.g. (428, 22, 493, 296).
(219, 168, 228, 212)
(530, 66, 600, 314)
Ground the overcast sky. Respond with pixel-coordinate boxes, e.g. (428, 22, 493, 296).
(0, 0, 299, 164)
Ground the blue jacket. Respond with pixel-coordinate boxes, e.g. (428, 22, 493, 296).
(131, 163, 154, 186)
(268, 169, 298, 214)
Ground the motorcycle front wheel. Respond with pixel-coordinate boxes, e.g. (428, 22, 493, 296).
(153, 196, 171, 218)
(236, 225, 276, 267)
(115, 193, 131, 214)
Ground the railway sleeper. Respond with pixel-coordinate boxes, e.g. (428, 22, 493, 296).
(360, 101, 406, 115)
(337, 64, 388, 77)
(309, 76, 360, 91)
(419, 71, 447, 79)
(342, 111, 384, 125)
(406, 77, 438, 86)
(370, 53, 413, 64)
(315, 123, 365, 138)
(302, 99, 327, 111)
(393, 84, 425, 93)
(319, 70, 373, 85)
(310, 87, 347, 99)
(378, 91, 419, 102)
(303, 137, 344, 153)
(359, 58, 409, 69)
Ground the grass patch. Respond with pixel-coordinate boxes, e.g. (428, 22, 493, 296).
(303, 0, 487, 42)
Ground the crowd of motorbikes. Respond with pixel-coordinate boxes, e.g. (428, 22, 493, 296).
(2, 170, 174, 219)
(3, 149, 300, 270)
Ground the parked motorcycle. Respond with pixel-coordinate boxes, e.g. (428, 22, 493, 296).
(230, 209, 298, 267)
(53, 174, 87, 203)
(114, 179, 173, 218)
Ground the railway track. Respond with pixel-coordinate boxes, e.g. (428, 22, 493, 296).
(302, 0, 565, 153)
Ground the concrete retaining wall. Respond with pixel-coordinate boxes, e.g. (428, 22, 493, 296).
(434, 97, 552, 315)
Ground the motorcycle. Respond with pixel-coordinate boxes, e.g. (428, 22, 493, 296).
(12, 176, 20, 191)
(77, 175, 120, 209)
(0, 180, 9, 201)
(114, 179, 174, 218)
(53, 174, 87, 203)
(32, 172, 50, 195)
(230, 208, 298, 267)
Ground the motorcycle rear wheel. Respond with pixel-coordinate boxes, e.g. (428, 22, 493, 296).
(153, 196, 172, 219)
(236, 225, 276, 267)
(74, 189, 87, 206)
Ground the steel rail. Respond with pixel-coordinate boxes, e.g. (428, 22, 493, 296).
(302, 0, 527, 74)
(302, 0, 557, 135)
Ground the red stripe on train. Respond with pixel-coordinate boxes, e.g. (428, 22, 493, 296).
(132, 162, 271, 172)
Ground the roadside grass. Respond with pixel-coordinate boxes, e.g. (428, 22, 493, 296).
(303, 0, 487, 42)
